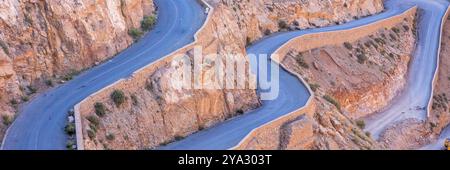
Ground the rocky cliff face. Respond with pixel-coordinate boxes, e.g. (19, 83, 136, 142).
(379, 14, 450, 150)
(0, 0, 155, 140)
(281, 13, 416, 149)
(79, 0, 385, 150)
(206, 0, 384, 45)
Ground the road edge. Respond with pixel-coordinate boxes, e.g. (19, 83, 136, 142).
(229, 5, 417, 150)
(426, 5, 450, 117)
(73, 0, 214, 150)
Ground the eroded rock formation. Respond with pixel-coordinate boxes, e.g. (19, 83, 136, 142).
(78, 0, 385, 150)
(277, 10, 417, 149)
(0, 0, 155, 141)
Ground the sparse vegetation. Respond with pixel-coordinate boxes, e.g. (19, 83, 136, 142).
(2, 115, 12, 126)
(141, 15, 156, 31)
(94, 102, 107, 117)
(278, 20, 289, 29)
(27, 85, 37, 94)
(111, 90, 126, 107)
(356, 119, 366, 129)
(432, 93, 448, 111)
(128, 28, 143, 40)
(264, 29, 271, 36)
(131, 95, 139, 106)
(106, 133, 115, 141)
(357, 53, 367, 64)
(295, 53, 309, 69)
(86, 115, 100, 127)
(323, 95, 341, 110)
(344, 42, 353, 50)
(0, 40, 9, 55)
(65, 123, 76, 135)
(309, 83, 320, 92)
(391, 27, 400, 34)
(45, 80, 54, 87)
(389, 33, 397, 40)
(66, 140, 76, 150)
(145, 82, 153, 92)
(62, 70, 80, 81)
(21, 96, 29, 102)
(87, 129, 96, 139)
(403, 25, 410, 31)
(174, 135, 184, 141)
(10, 99, 18, 106)
(365, 131, 371, 137)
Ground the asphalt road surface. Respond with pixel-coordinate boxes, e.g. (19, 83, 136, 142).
(1, 0, 206, 150)
(365, 0, 450, 140)
(2, 0, 448, 150)
(161, 0, 424, 150)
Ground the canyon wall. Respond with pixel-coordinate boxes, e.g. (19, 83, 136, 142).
(379, 7, 450, 150)
(235, 7, 417, 150)
(76, 0, 385, 150)
(0, 0, 155, 139)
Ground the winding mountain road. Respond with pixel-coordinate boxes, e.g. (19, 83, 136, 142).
(364, 0, 450, 140)
(2, 0, 449, 150)
(1, 0, 206, 150)
(162, 0, 449, 150)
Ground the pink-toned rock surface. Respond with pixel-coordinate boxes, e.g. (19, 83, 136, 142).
(0, 0, 155, 141)
(78, 0, 385, 150)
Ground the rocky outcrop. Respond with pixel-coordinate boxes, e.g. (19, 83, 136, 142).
(272, 8, 416, 150)
(379, 10, 450, 150)
(0, 0, 155, 142)
(206, 0, 384, 45)
(78, 0, 385, 150)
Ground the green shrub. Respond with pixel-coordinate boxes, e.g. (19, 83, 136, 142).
(87, 129, 96, 139)
(309, 83, 320, 92)
(94, 102, 106, 117)
(10, 99, 18, 106)
(21, 96, 29, 102)
(295, 53, 309, 69)
(128, 28, 143, 40)
(174, 135, 184, 141)
(62, 70, 80, 81)
(145, 82, 153, 92)
(357, 54, 367, 64)
(131, 95, 138, 106)
(45, 80, 54, 87)
(27, 85, 37, 94)
(264, 29, 271, 36)
(111, 90, 126, 106)
(66, 140, 76, 150)
(65, 123, 76, 135)
(2, 115, 12, 126)
(323, 95, 341, 110)
(141, 15, 156, 31)
(391, 27, 400, 34)
(356, 120, 366, 129)
(343, 42, 353, 50)
(0, 40, 9, 55)
(106, 133, 115, 141)
(278, 20, 288, 29)
(365, 131, 371, 137)
(86, 115, 100, 127)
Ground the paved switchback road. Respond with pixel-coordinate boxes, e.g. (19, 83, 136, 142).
(161, 0, 425, 150)
(1, 0, 206, 150)
(365, 0, 450, 140)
